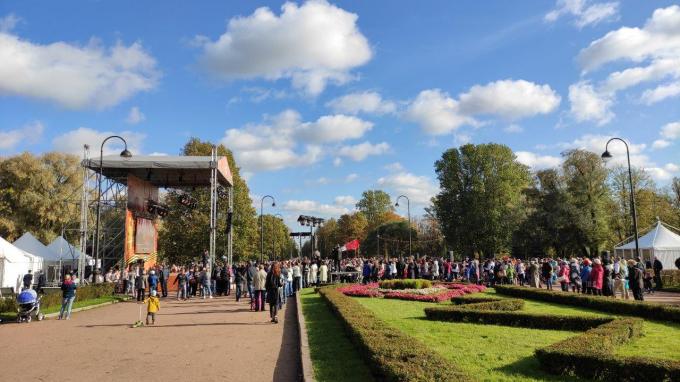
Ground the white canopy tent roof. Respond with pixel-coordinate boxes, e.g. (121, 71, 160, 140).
(615, 221, 680, 269)
(47, 236, 90, 263)
(14, 232, 58, 262)
(0, 237, 36, 289)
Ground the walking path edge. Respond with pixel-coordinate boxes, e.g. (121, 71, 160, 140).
(296, 290, 316, 382)
(44, 295, 131, 319)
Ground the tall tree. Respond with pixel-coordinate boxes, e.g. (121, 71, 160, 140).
(337, 212, 368, 245)
(315, 218, 340, 258)
(355, 190, 395, 230)
(433, 143, 531, 258)
(561, 149, 612, 256)
(158, 138, 258, 264)
(0, 152, 82, 243)
(260, 214, 296, 261)
(364, 220, 416, 259)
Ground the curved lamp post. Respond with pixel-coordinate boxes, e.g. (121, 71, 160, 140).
(260, 195, 276, 264)
(94, 136, 132, 284)
(395, 195, 411, 261)
(602, 137, 640, 259)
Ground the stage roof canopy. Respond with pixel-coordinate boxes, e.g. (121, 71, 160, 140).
(83, 155, 233, 187)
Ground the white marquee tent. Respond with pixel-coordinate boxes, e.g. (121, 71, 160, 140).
(47, 236, 90, 266)
(614, 221, 680, 269)
(0, 237, 37, 290)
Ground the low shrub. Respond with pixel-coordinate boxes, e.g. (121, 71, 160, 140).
(0, 284, 114, 313)
(495, 285, 680, 323)
(379, 279, 432, 290)
(535, 318, 680, 381)
(450, 295, 501, 305)
(319, 285, 470, 382)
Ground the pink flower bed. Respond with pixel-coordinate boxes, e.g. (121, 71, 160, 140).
(337, 282, 486, 302)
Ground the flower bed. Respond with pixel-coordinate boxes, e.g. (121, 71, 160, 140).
(337, 282, 485, 302)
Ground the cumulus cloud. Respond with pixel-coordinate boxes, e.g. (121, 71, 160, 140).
(652, 139, 671, 150)
(326, 91, 396, 115)
(661, 122, 680, 140)
(196, 1, 372, 95)
(504, 124, 524, 133)
(568, 81, 614, 125)
(345, 173, 359, 182)
(282, 199, 349, 216)
(545, 0, 619, 28)
(0, 121, 44, 150)
(334, 195, 356, 206)
(52, 127, 145, 156)
(0, 13, 20, 32)
(515, 151, 562, 171)
(333, 157, 342, 167)
(377, 171, 439, 205)
(126, 106, 146, 124)
(337, 141, 390, 161)
(221, 109, 374, 172)
(405, 80, 560, 135)
(0, 26, 159, 109)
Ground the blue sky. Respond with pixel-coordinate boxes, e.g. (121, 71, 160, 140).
(1, 0, 680, 228)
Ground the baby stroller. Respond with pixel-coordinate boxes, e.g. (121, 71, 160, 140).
(16, 288, 44, 323)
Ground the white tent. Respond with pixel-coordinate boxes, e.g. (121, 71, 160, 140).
(615, 221, 680, 269)
(14, 233, 57, 262)
(0, 237, 35, 290)
(47, 236, 89, 265)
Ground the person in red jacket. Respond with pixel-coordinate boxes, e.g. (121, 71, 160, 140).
(589, 258, 604, 296)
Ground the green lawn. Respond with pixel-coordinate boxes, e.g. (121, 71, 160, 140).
(0, 295, 124, 322)
(355, 297, 580, 382)
(300, 288, 374, 382)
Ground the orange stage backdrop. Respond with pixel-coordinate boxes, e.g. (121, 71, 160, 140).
(124, 175, 158, 269)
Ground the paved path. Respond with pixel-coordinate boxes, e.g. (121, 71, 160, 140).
(645, 290, 680, 306)
(0, 294, 301, 382)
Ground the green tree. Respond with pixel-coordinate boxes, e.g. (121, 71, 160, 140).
(562, 149, 612, 256)
(315, 218, 340, 258)
(260, 215, 296, 261)
(337, 212, 368, 246)
(364, 220, 416, 259)
(0, 152, 82, 243)
(433, 143, 531, 258)
(158, 138, 258, 264)
(355, 190, 395, 230)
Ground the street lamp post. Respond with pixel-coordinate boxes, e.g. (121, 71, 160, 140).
(395, 195, 411, 261)
(602, 137, 640, 259)
(94, 136, 132, 284)
(260, 195, 276, 264)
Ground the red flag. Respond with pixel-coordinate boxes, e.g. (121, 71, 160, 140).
(344, 239, 360, 251)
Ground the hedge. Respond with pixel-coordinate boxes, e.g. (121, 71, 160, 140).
(0, 284, 115, 313)
(535, 318, 680, 381)
(378, 279, 432, 290)
(318, 285, 470, 382)
(494, 285, 680, 323)
(450, 295, 501, 305)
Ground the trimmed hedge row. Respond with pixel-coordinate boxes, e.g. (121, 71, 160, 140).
(0, 284, 115, 313)
(426, 299, 613, 330)
(318, 285, 470, 382)
(536, 318, 680, 381)
(378, 279, 432, 290)
(450, 295, 501, 305)
(495, 285, 680, 323)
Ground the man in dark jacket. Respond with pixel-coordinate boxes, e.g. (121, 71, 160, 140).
(628, 259, 645, 301)
(653, 257, 663, 290)
(247, 262, 257, 301)
(159, 264, 169, 298)
(23, 270, 33, 289)
(37, 270, 46, 294)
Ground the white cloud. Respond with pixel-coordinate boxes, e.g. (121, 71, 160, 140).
(326, 91, 396, 115)
(0, 14, 20, 32)
(384, 162, 404, 172)
(126, 106, 146, 124)
(282, 199, 349, 217)
(515, 151, 562, 171)
(148, 152, 168, 156)
(345, 173, 359, 182)
(661, 122, 680, 139)
(405, 89, 473, 135)
(377, 171, 439, 205)
(296, 114, 373, 143)
(0, 121, 44, 150)
(306, 177, 329, 185)
(337, 141, 390, 161)
(504, 124, 524, 133)
(641, 81, 680, 104)
(647, 163, 680, 181)
(196, 0, 372, 96)
(221, 109, 373, 172)
(652, 139, 671, 150)
(333, 157, 342, 167)
(406, 80, 560, 135)
(334, 195, 356, 206)
(458, 79, 561, 119)
(568, 81, 614, 125)
(0, 28, 159, 109)
(52, 127, 145, 156)
(545, 0, 619, 28)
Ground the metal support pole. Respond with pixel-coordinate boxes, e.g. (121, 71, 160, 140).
(209, 146, 217, 271)
(228, 186, 233, 266)
(78, 145, 90, 283)
(396, 195, 411, 261)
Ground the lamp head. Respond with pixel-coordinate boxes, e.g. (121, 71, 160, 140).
(120, 148, 133, 158)
(601, 150, 613, 163)
(395, 202, 400, 207)
(272, 201, 276, 207)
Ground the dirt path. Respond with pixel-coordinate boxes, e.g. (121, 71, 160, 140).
(0, 294, 301, 382)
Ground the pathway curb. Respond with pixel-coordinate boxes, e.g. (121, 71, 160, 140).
(44, 296, 131, 319)
(296, 290, 316, 382)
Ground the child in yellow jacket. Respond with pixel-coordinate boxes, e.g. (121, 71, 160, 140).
(144, 289, 161, 325)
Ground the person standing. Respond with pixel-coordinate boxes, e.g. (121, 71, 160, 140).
(319, 261, 329, 284)
(135, 270, 147, 302)
(22, 270, 33, 290)
(148, 270, 159, 293)
(590, 259, 604, 296)
(265, 262, 283, 323)
(174, 268, 188, 301)
(58, 274, 77, 320)
(143, 289, 161, 325)
(201, 267, 213, 299)
(628, 259, 645, 301)
(653, 257, 663, 291)
(253, 265, 267, 312)
(247, 261, 257, 301)
(36, 270, 46, 295)
(292, 262, 301, 293)
(235, 264, 245, 302)
(160, 263, 169, 298)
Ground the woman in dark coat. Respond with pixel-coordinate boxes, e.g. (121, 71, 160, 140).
(265, 262, 283, 323)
